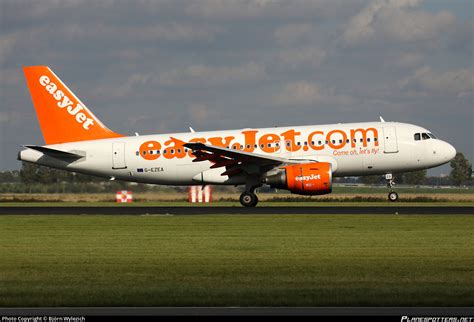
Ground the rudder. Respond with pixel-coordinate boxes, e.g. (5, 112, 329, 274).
(23, 66, 123, 145)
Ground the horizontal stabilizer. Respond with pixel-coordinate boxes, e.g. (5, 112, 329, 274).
(23, 145, 84, 160)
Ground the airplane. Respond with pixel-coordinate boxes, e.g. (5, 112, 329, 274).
(18, 66, 457, 207)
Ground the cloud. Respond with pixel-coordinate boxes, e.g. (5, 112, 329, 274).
(187, 103, 222, 125)
(276, 47, 326, 70)
(184, 0, 347, 20)
(56, 23, 223, 42)
(0, 22, 222, 64)
(447, 21, 474, 56)
(0, 112, 10, 123)
(157, 62, 266, 87)
(400, 66, 474, 96)
(385, 52, 424, 68)
(376, 9, 455, 43)
(0, 68, 21, 87)
(274, 81, 354, 107)
(339, 0, 456, 47)
(273, 23, 315, 46)
(0, 0, 472, 171)
(0, 34, 17, 64)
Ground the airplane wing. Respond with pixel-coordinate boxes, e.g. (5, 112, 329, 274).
(183, 142, 294, 176)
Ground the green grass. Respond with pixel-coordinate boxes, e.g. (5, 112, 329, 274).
(0, 214, 473, 307)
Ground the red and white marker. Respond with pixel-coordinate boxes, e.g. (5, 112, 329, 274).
(116, 190, 133, 203)
(188, 186, 212, 203)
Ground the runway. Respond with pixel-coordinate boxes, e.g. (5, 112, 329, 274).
(1, 206, 473, 215)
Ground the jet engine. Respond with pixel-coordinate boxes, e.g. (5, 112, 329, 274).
(265, 162, 332, 195)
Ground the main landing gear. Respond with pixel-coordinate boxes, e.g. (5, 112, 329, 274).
(239, 177, 261, 207)
(385, 173, 399, 202)
(240, 191, 258, 207)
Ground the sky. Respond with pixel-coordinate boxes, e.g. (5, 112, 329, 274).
(0, 0, 472, 175)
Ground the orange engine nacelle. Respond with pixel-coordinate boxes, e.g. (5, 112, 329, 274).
(265, 162, 332, 195)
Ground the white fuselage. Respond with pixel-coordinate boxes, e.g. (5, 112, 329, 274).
(19, 121, 456, 185)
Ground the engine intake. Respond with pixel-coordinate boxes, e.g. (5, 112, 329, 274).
(265, 162, 332, 195)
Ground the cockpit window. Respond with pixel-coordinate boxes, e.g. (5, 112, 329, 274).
(427, 133, 436, 139)
(422, 133, 430, 140)
(414, 133, 421, 141)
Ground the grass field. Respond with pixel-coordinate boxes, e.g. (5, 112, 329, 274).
(0, 214, 473, 307)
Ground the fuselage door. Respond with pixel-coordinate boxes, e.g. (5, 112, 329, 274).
(382, 127, 399, 153)
(112, 142, 127, 169)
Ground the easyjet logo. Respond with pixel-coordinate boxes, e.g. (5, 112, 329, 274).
(138, 127, 379, 160)
(295, 174, 321, 182)
(39, 75, 94, 130)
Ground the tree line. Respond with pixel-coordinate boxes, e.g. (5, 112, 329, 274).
(357, 152, 472, 186)
(0, 153, 471, 193)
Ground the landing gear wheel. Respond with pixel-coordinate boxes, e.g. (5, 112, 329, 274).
(388, 191, 399, 202)
(240, 192, 258, 207)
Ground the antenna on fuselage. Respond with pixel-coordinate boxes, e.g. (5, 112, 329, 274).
(189, 127, 196, 133)
(379, 116, 385, 123)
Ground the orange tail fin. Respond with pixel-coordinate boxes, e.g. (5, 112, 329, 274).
(23, 66, 123, 145)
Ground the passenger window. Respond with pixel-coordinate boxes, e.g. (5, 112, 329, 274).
(367, 138, 371, 142)
(422, 133, 430, 140)
(414, 133, 421, 141)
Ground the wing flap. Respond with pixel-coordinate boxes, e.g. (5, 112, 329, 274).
(183, 142, 287, 166)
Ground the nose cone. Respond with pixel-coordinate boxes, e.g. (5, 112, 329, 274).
(442, 141, 457, 162)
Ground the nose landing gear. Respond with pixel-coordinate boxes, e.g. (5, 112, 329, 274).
(385, 173, 399, 202)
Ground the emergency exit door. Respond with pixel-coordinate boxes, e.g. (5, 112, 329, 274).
(112, 142, 127, 169)
(382, 127, 399, 153)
